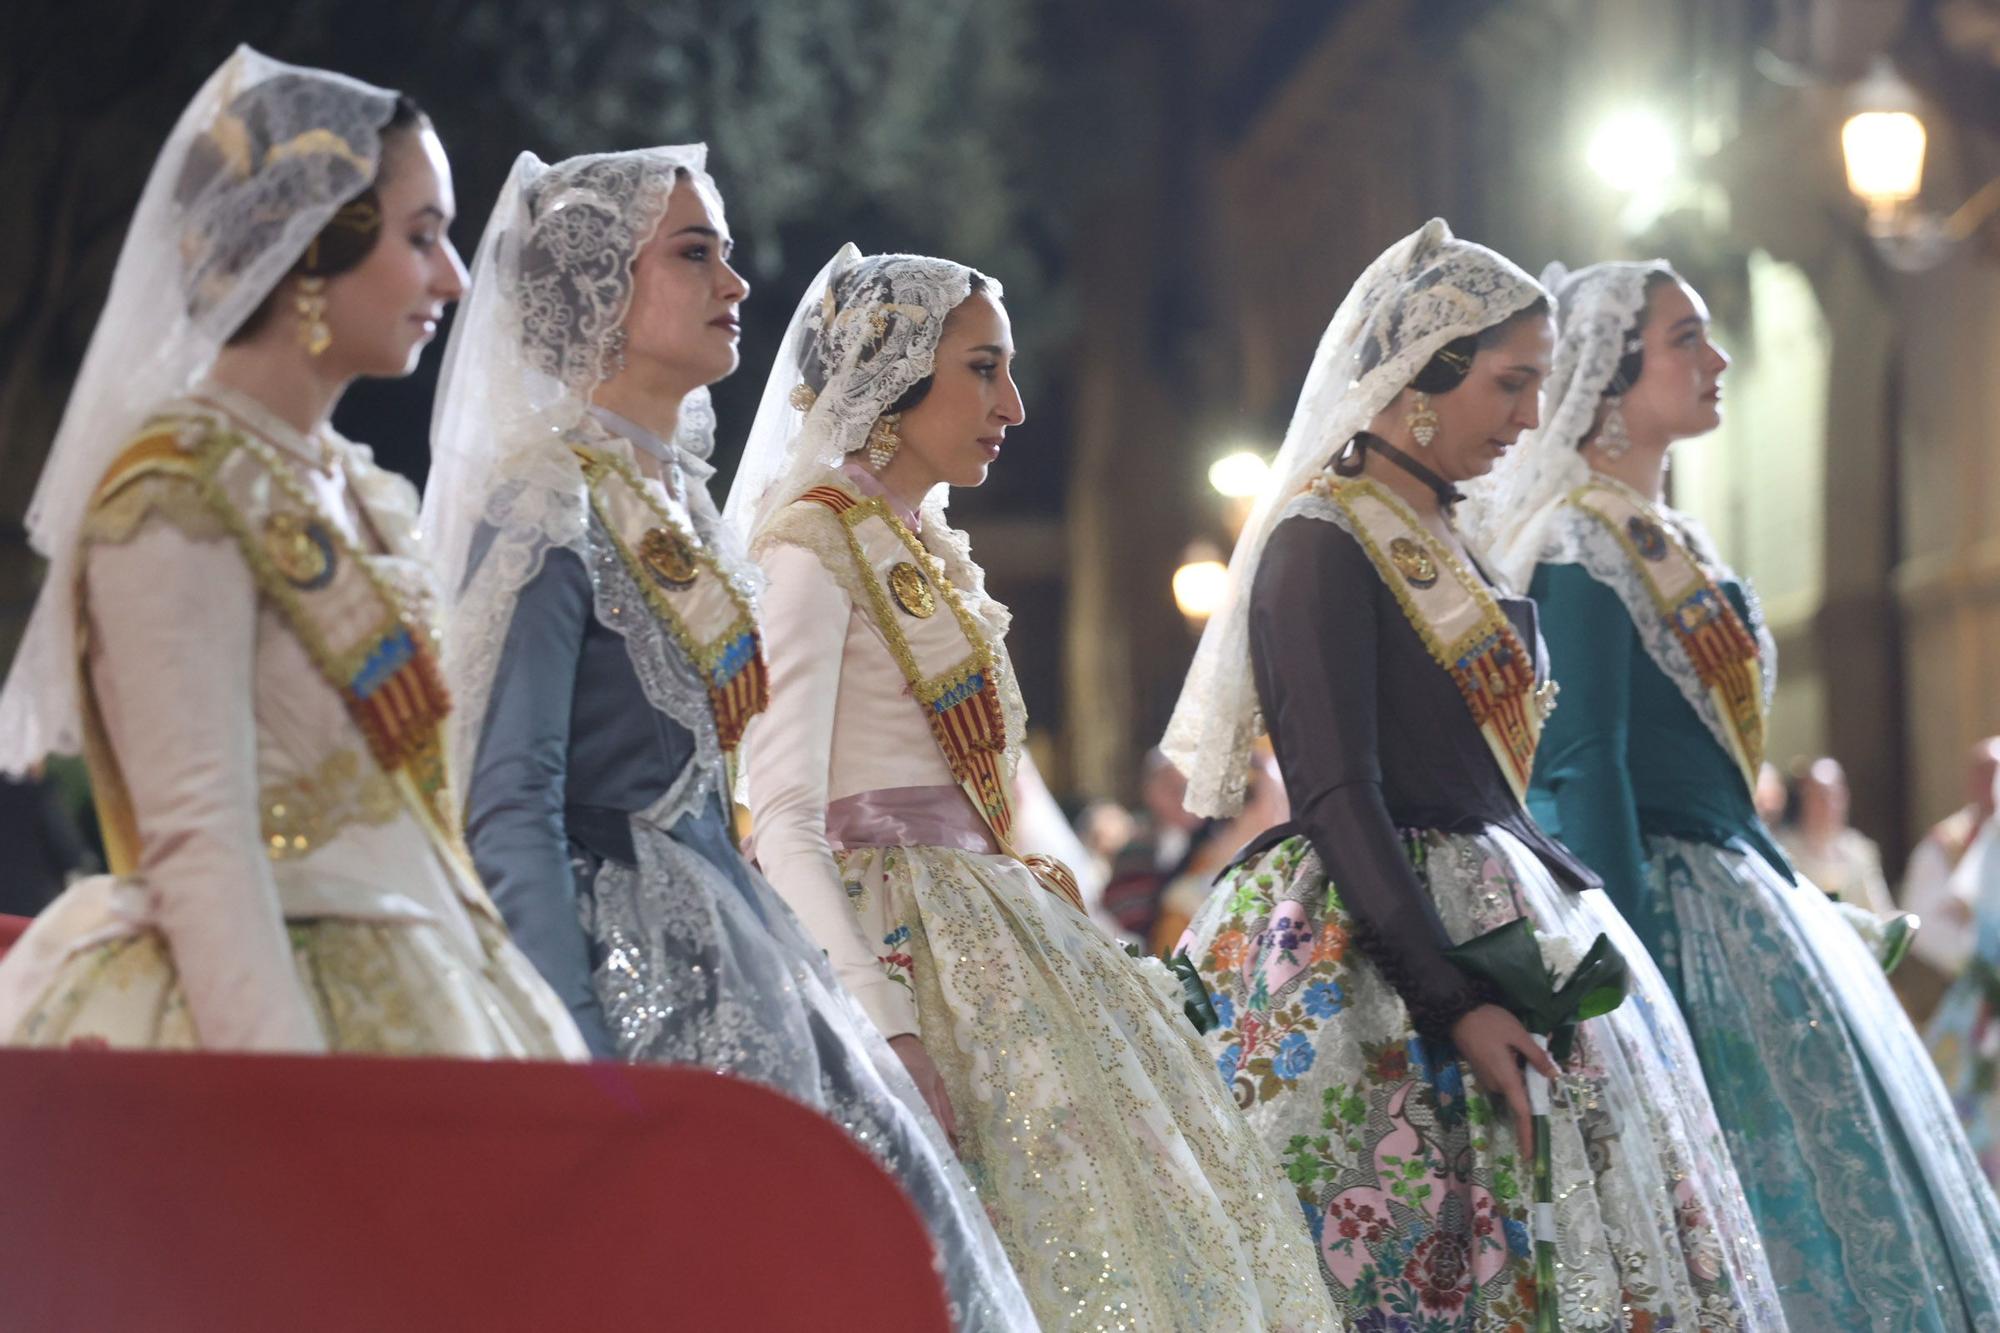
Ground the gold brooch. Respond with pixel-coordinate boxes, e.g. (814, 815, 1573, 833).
(263, 512, 335, 589)
(888, 561, 936, 618)
(1626, 515, 1669, 561)
(1388, 536, 1439, 589)
(639, 526, 700, 588)
(788, 382, 818, 412)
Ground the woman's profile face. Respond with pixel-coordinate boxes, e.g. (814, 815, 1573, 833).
(1618, 279, 1729, 443)
(618, 175, 750, 393)
(1419, 312, 1554, 484)
(892, 290, 1024, 490)
(318, 126, 468, 378)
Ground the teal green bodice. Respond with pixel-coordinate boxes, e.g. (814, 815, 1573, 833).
(1526, 561, 1791, 926)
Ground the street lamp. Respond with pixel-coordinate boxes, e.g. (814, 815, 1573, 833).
(1842, 110, 1926, 224)
(1840, 68, 2000, 270)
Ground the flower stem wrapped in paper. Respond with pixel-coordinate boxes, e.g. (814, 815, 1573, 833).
(1444, 919, 1630, 1333)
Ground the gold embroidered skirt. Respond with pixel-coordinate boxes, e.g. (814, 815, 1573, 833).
(835, 841, 1336, 1332)
(11, 914, 574, 1059)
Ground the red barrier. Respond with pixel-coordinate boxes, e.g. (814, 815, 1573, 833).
(0, 1049, 952, 1332)
(0, 913, 27, 960)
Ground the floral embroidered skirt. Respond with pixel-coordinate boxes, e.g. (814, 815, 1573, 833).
(7, 911, 576, 1058)
(1178, 825, 1783, 1331)
(1632, 833, 2000, 1329)
(836, 842, 1337, 1332)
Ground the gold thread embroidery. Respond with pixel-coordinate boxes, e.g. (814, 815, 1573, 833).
(574, 445, 767, 749)
(1307, 473, 1544, 798)
(262, 749, 401, 861)
(1568, 478, 1767, 784)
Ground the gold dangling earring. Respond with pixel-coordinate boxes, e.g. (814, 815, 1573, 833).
(866, 412, 903, 469)
(1596, 398, 1631, 459)
(295, 276, 331, 356)
(1407, 392, 1439, 449)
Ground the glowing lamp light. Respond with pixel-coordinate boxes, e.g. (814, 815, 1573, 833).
(1842, 110, 1926, 216)
(1207, 450, 1271, 499)
(1171, 560, 1230, 621)
(1585, 111, 1677, 192)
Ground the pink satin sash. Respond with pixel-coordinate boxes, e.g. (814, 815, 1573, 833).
(824, 785, 999, 854)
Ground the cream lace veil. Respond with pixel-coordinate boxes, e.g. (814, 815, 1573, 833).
(1160, 219, 1546, 816)
(0, 46, 398, 774)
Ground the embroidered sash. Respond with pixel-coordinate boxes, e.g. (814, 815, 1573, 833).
(1568, 480, 1766, 793)
(1311, 474, 1550, 804)
(573, 445, 767, 750)
(797, 483, 1085, 914)
(87, 411, 487, 910)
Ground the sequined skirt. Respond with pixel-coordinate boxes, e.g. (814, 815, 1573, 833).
(1179, 825, 1784, 1332)
(9, 912, 574, 1058)
(576, 814, 1037, 1333)
(835, 841, 1337, 1333)
(1636, 833, 2000, 1328)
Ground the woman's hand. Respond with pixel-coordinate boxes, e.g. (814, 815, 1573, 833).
(888, 1033, 959, 1152)
(1450, 1003, 1560, 1160)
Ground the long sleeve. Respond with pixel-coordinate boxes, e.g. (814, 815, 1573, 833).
(1529, 562, 1648, 923)
(1250, 517, 1484, 1038)
(463, 547, 616, 1057)
(747, 540, 921, 1040)
(83, 522, 324, 1051)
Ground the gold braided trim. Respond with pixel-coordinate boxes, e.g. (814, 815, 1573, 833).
(1567, 479, 1766, 790)
(573, 445, 767, 749)
(79, 410, 491, 912)
(796, 483, 1082, 913)
(1308, 472, 1545, 803)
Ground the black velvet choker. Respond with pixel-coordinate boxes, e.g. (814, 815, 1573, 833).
(1333, 432, 1464, 512)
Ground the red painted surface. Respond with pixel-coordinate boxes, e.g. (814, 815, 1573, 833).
(0, 1048, 951, 1332)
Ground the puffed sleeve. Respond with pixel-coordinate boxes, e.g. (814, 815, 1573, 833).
(463, 546, 617, 1057)
(83, 521, 325, 1051)
(1526, 562, 1649, 924)
(1250, 515, 1486, 1039)
(746, 539, 921, 1041)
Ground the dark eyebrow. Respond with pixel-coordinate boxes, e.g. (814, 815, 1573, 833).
(1667, 314, 1705, 334)
(1503, 364, 1545, 377)
(670, 225, 722, 240)
(967, 344, 1010, 356)
(412, 205, 449, 223)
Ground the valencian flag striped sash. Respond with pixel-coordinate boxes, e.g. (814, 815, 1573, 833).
(799, 483, 1085, 914)
(88, 407, 488, 908)
(575, 445, 768, 751)
(1307, 474, 1556, 805)
(1569, 479, 1766, 793)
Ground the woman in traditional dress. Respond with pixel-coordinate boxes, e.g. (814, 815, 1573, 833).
(1164, 222, 1782, 1329)
(1928, 804, 2000, 1189)
(1473, 258, 2000, 1327)
(424, 149, 1032, 1331)
(725, 246, 1334, 1332)
(0, 47, 582, 1058)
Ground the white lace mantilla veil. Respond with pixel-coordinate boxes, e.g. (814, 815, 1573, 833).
(719, 247, 1028, 762)
(421, 144, 741, 785)
(0, 46, 397, 775)
(1459, 258, 1673, 589)
(721, 246, 993, 542)
(1161, 218, 1546, 817)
